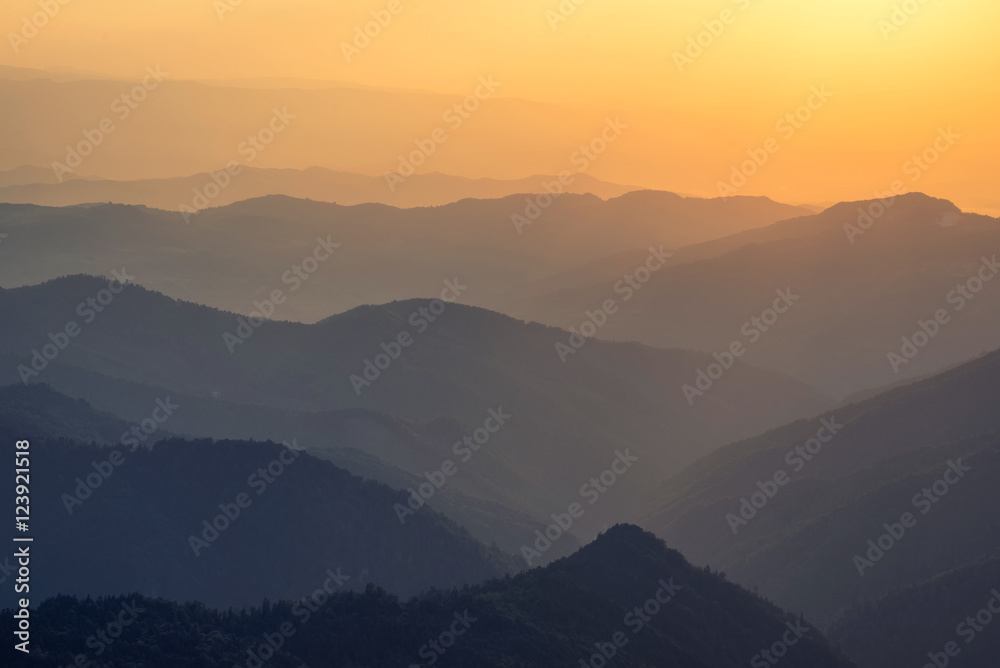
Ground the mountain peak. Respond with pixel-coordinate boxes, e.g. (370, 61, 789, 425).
(826, 191, 960, 221)
(556, 523, 689, 576)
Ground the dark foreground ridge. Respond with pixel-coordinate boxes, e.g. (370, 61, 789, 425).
(1, 525, 855, 668)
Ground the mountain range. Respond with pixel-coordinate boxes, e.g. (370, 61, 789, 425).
(0, 165, 638, 209)
(0, 191, 809, 321)
(502, 193, 1000, 397)
(3, 191, 996, 401)
(0, 276, 830, 555)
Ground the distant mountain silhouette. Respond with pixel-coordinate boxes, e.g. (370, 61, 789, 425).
(0, 74, 632, 182)
(0, 192, 810, 323)
(0, 165, 99, 188)
(1, 525, 856, 668)
(0, 165, 638, 209)
(506, 193, 1000, 397)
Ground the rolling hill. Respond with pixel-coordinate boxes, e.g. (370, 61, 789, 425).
(0, 276, 831, 555)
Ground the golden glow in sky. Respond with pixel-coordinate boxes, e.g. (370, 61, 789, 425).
(1, 0, 998, 212)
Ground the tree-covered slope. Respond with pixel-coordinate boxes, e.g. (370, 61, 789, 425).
(1, 526, 856, 668)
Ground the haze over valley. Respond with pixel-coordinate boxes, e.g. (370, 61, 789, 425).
(2, 2, 998, 666)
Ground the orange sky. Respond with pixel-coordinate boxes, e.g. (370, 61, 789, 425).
(2, 0, 998, 213)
